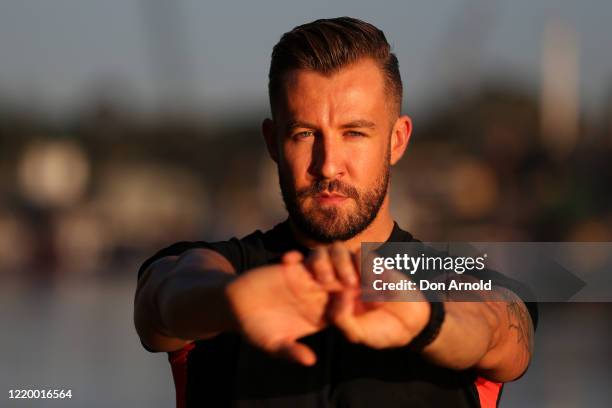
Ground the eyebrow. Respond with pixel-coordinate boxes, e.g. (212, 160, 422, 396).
(285, 119, 377, 132)
(340, 120, 377, 130)
(285, 120, 317, 132)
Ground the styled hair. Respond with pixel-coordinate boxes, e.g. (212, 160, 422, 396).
(268, 17, 402, 115)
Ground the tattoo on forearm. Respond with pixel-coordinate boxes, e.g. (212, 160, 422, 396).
(506, 301, 534, 355)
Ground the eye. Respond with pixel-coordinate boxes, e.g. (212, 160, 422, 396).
(345, 130, 366, 137)
(293, 130, 314, 139)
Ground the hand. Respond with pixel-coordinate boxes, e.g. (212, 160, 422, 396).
(329, 286, 431, 349)
(225, 251, 328, 366)
(305, 244, 431, 349)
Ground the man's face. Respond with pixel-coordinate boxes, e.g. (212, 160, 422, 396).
(269, 58, 399, 242)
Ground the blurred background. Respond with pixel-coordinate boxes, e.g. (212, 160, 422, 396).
(0, 0, 610, 406)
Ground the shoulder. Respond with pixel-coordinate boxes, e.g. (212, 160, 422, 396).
(138, 222, 287, 277)
(391, 221, 418, 243)
(137, 226, 278, 280)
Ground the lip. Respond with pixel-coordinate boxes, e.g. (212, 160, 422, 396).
(314, 193, 348, 204)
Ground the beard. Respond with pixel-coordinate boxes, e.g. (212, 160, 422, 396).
(278, 149, 390, 243)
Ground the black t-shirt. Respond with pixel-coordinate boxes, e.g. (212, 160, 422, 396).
(138, 220, 537, 408)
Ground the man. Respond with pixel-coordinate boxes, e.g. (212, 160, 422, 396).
(134, 17, 536, 408)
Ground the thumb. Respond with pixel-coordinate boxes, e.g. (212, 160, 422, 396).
(276, 340, 317, 366)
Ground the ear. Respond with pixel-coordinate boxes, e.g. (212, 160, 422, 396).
(390, 115, 412, 166)
(262, 118, 279, 163)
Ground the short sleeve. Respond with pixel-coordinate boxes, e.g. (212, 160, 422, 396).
(137, 238, 245, 282)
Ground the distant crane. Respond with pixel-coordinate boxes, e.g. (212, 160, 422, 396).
(140, 0, 197, 113)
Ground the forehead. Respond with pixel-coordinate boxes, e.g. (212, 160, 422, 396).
(276, 58, 389, 123)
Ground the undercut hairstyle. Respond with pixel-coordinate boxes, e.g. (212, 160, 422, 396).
(268, 17, 403, 116)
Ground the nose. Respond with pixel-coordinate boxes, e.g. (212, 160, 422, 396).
(309, 133, 344, 180)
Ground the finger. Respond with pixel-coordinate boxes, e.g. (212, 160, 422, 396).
(281, 250, 304, 264)
(358, 249, 385, 292)
(329, 289, 362, 344)
(305, 248, 342, 290)
(351, 251, 363, 285)
(353, 246, 362, 262)
(276, 341, 317, 366)
(330, 244, 359, 287)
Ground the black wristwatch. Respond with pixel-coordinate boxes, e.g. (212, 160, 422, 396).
(408, 301, 446, 352)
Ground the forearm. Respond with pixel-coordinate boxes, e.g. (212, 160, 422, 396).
(134, 249, 238, 351)
(157, 266, 237, 340)
(420, 290, 533, 382)
(421, 301, 497, 371)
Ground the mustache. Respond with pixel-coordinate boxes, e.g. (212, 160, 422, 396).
(296, 179, 359, 200)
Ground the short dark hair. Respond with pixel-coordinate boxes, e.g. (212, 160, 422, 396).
(268, 17, 403, 116)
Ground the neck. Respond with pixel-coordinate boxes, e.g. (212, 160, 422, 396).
(289, 194, 395, 253)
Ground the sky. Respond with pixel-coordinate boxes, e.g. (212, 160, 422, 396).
(0, 0, 611, 121)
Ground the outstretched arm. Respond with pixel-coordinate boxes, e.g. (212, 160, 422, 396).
(420, 288, 534, 382)
(134, 248, 238, 352)
(134, 249, 330, 365)
(304, 244, 535, 382)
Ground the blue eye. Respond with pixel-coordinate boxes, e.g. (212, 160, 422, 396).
(346, 131, 365, 137)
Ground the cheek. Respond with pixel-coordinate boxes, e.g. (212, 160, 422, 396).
(281, 143, 311, 179)
(346, 144, 386, 180)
